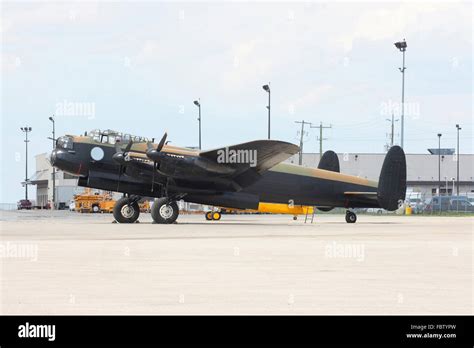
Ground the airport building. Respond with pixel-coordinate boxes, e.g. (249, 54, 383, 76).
(29, 151, 474, 209)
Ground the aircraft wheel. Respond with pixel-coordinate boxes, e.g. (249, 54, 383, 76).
(113, 197, 140, 223)
(345, 211, 357, 223)
(212, 212, 221, 221)
(152, 198, 179, 224)
(205, 211, 213, 221)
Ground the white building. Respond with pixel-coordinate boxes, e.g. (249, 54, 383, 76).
(29, 153, 83, 209)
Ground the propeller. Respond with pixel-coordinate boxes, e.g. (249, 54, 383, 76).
(112, 140, 133, 191)
(146, 133, 167, 192)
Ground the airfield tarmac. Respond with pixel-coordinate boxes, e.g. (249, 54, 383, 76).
(0, 210, 472, 314)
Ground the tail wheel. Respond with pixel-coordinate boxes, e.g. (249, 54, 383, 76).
(113, 197, 140, 223)
(345, 211, 357, 223)
(152, 198, 179, 224)
(212, 212, 221, 221)
(205, 211, 213, 220)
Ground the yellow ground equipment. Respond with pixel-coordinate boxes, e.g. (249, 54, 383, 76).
(74, 189, 115, 213)
(138, 200, 151, 213)
(206, 202, 314, 221)
(256, 202, 314, 216)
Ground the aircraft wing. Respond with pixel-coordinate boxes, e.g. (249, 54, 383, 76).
(199, 140, 300, 174)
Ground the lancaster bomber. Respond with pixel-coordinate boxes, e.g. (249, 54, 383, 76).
(51, 129, 406, 224)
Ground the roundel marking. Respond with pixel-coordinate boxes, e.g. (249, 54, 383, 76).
(91, 147, 105, 161)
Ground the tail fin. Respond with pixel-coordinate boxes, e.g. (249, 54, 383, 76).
(318, 150, 340, 172)
(377, 146, 407, 211)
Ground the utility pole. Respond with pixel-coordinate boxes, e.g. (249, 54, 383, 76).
(49, 116, 56, 209)
(437, 133, 442, 195)
(456, 124, 461, 197)
(20, 126, 32, 200)
(311, 122, 332, 158)
(294, 120, 312, 165)
(262, 84, 271, 139)
(193, 99, 201, 149)
(394, 39, 407, 149)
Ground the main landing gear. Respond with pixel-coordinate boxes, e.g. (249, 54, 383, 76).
(113, 196, 141, 223)
(151, 197, 179, 224)
(345, 210, 357, 223)
(113, 194, 181, 224)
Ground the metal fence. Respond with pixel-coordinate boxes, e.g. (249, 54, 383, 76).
(406, 191, 474, 215)
(0, 203, 17, 211)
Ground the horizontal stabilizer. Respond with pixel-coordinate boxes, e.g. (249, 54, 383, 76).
(344, 191, 379, 207)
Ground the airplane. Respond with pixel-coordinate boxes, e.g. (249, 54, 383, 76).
(50, 129, 406, 224)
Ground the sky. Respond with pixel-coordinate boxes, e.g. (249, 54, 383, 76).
(1, 1, 472, 203)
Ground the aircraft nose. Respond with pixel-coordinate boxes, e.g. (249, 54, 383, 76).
(50, 150, 57, 166)
(50, 148, 87, 177)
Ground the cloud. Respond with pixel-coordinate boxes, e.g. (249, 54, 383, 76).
(335, 2, 470, 53)
(287, 84, 334, 113)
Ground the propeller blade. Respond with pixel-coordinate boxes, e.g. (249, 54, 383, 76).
(156, 132, 167, 152)
(117, 165, 123, 192)
(151, 161, 156, 192)
(124, 140, 133, 152)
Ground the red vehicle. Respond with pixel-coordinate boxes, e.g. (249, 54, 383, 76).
(17, 199, 32, 210)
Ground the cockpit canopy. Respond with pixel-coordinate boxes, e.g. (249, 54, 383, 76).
(87, 129, 151, 145)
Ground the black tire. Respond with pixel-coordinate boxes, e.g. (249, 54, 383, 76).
(345, 211, 357, 223)
(212, 212, 221, 221)
(92, 204, 100, 213)
(113, 197, 140, 223)
(205, 212, 212, 221)
(151, 198, 179, 224)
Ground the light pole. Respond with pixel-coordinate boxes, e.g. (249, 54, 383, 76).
(262, 83, 271, 139)
(193, 99, 201, 150)
(456, 124, 461, 197)
(437, 133, 442, 195)
(20, 126, 32, 200)
(394, 39, 407, 149)
(49, 116, 56, 209)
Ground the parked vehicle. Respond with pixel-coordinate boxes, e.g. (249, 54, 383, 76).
(17, 199, 32, 210)
(408, 198, 424, 213)
(449, 197, 474, 212)
(424, 196, 473, 212)
(366, 208, 384, 215)
(74, 189, 115, 213)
